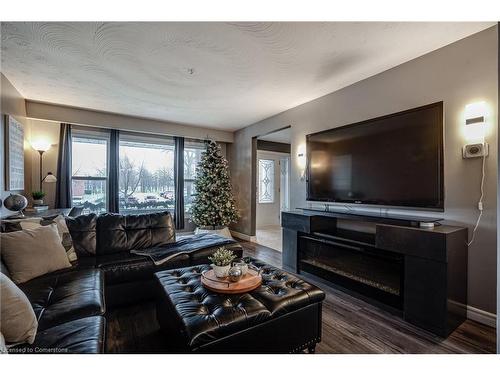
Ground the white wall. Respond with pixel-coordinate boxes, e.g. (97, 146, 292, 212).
(230, 26, 498, 315)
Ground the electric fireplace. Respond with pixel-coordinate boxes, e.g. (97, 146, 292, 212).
(298, 231, 404, 309)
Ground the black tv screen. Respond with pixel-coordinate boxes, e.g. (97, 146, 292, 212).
(306, 102, 444, 210)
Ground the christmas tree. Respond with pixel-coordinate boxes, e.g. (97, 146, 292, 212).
(190, 140, 239, 228)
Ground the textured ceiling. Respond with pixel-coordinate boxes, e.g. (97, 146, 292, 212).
(0, 22, 494, 130)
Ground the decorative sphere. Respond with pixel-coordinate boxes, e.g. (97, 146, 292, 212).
(228, 266, 242, 282)
(3, 194, 28, 212)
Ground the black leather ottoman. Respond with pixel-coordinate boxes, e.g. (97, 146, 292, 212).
(154, 257, 325, 353)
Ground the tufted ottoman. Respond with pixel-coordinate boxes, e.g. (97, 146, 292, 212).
(154, 257, 325, 353)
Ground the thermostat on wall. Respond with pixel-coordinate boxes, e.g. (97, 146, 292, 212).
(463, 143, 488, 159)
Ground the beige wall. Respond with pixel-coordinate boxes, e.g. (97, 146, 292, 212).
(26, 101, 234, 143)
(26, 119, 60, 208)
(0, 73, 29, 217)
(229, 26, 498, 314)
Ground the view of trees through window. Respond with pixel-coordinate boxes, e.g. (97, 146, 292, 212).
(71, 136, 108, 214)
(119, 139, 175, 214)
(71, 131, 206, 220)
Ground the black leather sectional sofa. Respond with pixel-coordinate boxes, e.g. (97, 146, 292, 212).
(2, 211, 242, 354)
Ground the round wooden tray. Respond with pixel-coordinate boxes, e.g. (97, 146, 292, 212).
(201, 268, 262, 294)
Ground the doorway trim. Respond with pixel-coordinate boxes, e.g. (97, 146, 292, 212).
(251, 125, 291, 238)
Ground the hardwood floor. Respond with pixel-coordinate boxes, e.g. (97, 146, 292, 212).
(106, 241, 496, 354)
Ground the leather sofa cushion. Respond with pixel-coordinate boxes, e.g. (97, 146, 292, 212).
(12, 316, 106, 354)
(96, 251, 189, 285)
(155, 264, 271, 348)
(96, 211, 175, 255)
(65, 214, 97, 257)
(18, 268, 105, 330)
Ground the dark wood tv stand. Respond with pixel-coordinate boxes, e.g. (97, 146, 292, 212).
(281, 209, 468, 337)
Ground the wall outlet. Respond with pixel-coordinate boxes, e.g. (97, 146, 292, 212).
(462, 143, 488, 159)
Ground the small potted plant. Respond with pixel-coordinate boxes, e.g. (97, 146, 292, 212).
(208, 247, 237, 278)
(31, 191, 46, 206)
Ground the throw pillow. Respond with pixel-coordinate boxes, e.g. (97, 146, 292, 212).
(0, 332, 7, 354)
(0, 215, 77, 262)
(0, 224, 72, 284)
(0, 273, 38, 345)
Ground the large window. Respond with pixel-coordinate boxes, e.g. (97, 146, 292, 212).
(184, 139, 205, 216)
(69, 127, 213, 229)
(119, 133, 175, 214)
(71, 129, 109, 214)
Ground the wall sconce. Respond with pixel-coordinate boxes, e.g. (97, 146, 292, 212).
(297, 143, 307, 181)
(463, 101, 489, 159)
(31, 139, 57, 190)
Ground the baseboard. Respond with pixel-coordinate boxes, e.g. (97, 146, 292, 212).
(230, 230, 256, 242)
(467, 305, 497, 327)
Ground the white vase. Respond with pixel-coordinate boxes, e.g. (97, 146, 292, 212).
(195, 226, 233, 239)
(212, 264, 230, 278)
(33, 199, 44, 206)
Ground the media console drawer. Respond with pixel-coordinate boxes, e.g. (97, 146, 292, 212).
(375, 224, 467, 262)
(281, 211, 334, 234)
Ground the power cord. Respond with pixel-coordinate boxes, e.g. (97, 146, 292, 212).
(467, 152, 486, 247)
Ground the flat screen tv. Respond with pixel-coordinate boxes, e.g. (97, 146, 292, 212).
(306, 102, 444, 210)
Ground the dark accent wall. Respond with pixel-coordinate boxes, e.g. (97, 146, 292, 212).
(257, 140, 291, 154)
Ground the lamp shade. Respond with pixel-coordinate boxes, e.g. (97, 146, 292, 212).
(43, 172, 57, 183)
(31, 139, 52, 152)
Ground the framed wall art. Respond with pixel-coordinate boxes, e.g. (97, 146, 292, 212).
(4, 115, 25, 191)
